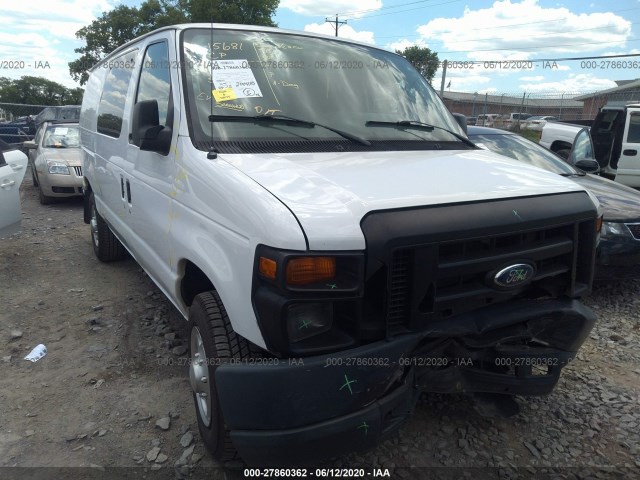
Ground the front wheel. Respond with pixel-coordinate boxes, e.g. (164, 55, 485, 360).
(189, 291, 260, 461)
(38, 183, 53, 205)
(556, 149, 571, 160)
(31, 166, 39, 187)
(89, 192, 127, 262)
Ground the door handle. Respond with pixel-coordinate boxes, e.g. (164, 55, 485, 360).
(10, 164, 24, 171)
(623, 149, 637, 155)
(0, 180, 16, 188)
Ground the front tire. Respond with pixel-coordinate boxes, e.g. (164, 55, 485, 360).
(31, 166, 39, 187)
(38, 183, 53, 205)
(89, 192, 127, 262)
(189, 291, 258, 462)
(556, 148, 571, 160)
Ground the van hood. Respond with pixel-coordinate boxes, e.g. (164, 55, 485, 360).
(221, 149, 587, 250)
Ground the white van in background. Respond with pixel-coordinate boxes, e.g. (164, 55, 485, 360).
(80, 24, 600, 466)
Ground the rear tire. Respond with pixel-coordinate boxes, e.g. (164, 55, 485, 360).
(89, 192, 127, 262)
(556, 149, 571, 160)
(189, 291, 261, 462)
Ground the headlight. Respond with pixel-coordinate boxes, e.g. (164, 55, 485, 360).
(47, 161, 70, 175)
(601, 222, 632, 239)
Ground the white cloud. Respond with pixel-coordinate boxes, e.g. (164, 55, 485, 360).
(518, 73, 617, 92)
(385, 38, 430, 53)
(520, 75, 545, 81)
(2, 1, 112, 35)
(281, 0, 382, 18)
(0, 1, 116, 88)
(416, 0, 631, 61)
(303, 23, 375, 44)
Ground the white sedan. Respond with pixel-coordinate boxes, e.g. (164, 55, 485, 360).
(0, 140, 28, 235)
(524, 115, 558, 131)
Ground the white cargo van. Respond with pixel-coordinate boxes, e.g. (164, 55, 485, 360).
(80, 24, 600, 466)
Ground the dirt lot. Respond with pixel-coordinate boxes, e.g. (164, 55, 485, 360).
(1, 169, 639, 479)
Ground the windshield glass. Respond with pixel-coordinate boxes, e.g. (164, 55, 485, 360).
(469, 132, 578, 175)
(181, 28, 464, 151)
(42, 125, 80, 148)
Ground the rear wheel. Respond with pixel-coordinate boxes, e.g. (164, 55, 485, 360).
(556, 149, 571, 159)
(189, 290, 261, 461)
(89, 192, 127, 262)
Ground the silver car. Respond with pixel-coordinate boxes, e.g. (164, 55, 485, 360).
(24, 121, 83, 204)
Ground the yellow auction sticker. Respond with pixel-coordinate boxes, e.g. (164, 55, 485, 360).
(212, 87, 237, 102)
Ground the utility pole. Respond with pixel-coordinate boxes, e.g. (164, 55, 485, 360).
(439, 60, 448, 97)
(326, 15, 347, 37)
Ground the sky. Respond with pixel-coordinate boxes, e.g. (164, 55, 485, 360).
(0, 0, 639, 96)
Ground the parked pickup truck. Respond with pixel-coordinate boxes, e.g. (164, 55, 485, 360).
(80, 23, 601, 466)
(540, 103, 640, 187)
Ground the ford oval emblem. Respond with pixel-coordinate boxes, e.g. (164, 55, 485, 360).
(493, 263, 536, 288)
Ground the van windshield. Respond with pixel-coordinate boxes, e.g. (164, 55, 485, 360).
(181, 28, 466, 152)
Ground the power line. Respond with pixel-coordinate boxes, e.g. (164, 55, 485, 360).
(352, 0, 463, 19)
(435, 38, 640, 54)
(366, 5, 639, 33)
(436, 53, 640, 64)
(337, 0, 445, 18)
(377, 19, 638, 42)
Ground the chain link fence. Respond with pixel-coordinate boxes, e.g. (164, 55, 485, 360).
(439, 89, 640, 131)
(0, 102, 47, 145)
(0, 102, 82, 145)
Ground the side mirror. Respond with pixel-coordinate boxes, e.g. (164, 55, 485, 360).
(23, 140, 37, 150)
(131, 100, 172, 155)
(574, 158, 600, 174)
(452, 113, 467, 134)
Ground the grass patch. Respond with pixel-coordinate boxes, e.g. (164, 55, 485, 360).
(518, 129, 542, 143)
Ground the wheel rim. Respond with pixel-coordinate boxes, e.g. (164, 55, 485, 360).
(90, 204, 99, 248)
(190, 326, 212, 427)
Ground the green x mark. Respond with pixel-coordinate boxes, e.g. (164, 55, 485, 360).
(299, 319, 312, 330)
(326, 283, 337, 289)
(357, 421, 369, 435)
(339, 374, 357, 395)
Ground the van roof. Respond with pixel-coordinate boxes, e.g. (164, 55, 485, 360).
(91, 23, 394, 72)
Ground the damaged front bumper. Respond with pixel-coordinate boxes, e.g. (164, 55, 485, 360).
(215, 298, 595, 466)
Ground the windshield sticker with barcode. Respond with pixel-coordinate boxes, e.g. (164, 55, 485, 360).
(210, 60, 263, 101)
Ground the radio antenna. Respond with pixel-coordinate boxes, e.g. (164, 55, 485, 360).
(207, 0, 217, 159)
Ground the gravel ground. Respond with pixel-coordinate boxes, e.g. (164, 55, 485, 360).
(1, 169, 639, 479)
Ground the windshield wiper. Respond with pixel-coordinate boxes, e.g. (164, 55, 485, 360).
(559, 172, 586, 177)
(365, 120, 477, 148)
(209, 114, 371, 146)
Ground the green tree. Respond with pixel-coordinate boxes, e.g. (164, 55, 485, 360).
(70, 0, 279, 85)
(395, 46, 440, 84)
(0, 76, 82, 116)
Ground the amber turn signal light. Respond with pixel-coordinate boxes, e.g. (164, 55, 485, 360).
(259, 257, 277, 280)
(286, 257, 336, 285)
(596, 215, 603, 233)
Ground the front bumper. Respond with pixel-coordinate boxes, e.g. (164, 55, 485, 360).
(596, 235, 640, 278)
(37, 168, 83, 197)
(216, 298, 595, 466)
